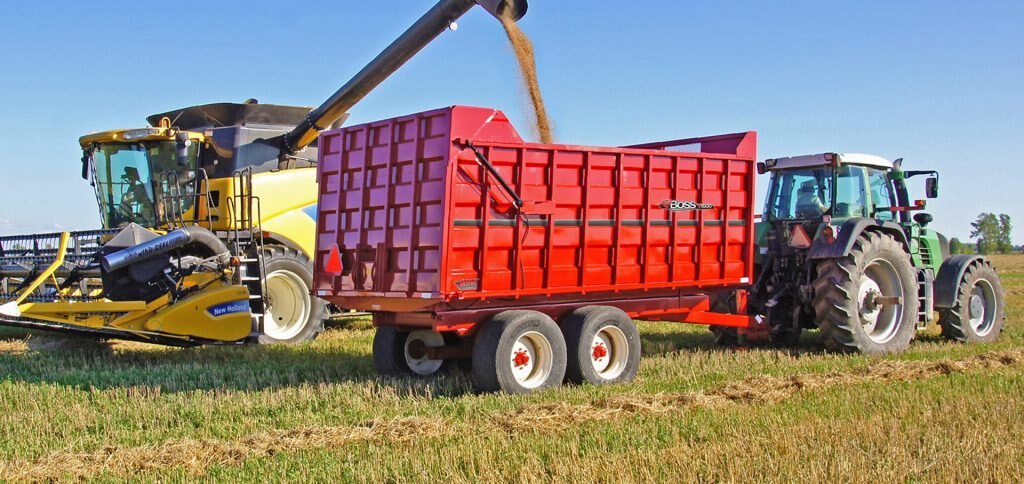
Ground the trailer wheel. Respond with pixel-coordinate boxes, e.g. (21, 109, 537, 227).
(561, 306, 641, 385)
(812, 232, 919, 354)
(374, 328, 455, 377)
(373, 326, 411, 376)
(471, 311, 567, 394)
(257, 246, 326, 344)
(939, 261, 1005, 343)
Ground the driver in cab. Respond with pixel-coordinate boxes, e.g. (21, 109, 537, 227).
(796, 180, 828, 218)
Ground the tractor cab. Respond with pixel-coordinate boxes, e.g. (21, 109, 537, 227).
(758, 153, 943, 269)
(762, 153, 905, 222)
(741, 151, 978, 353)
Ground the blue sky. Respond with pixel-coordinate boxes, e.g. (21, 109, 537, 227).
(0, 0, 1020, 243)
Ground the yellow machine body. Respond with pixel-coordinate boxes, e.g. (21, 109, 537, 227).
(0, 232, 252, 344)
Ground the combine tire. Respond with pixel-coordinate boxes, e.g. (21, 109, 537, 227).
(257, 246, 325, 344)
(561, 306, 641, 385)
(939, 261, 1005, 343)
(471, 310, 567, 394)
(813, 232, 919, 354)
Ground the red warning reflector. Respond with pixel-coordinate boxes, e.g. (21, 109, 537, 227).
(790, 225, 813, 249)
(325, 245, 343, 274)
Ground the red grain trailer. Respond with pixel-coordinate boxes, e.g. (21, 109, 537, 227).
(313, 106, 762, 393)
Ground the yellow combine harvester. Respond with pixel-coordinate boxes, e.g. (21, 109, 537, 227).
(0, 0, 528, 346)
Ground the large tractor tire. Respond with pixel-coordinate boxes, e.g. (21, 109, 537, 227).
(939, 261, 1005, 343)
(257, 246, 326, 344)
(812, 232, 919, 355)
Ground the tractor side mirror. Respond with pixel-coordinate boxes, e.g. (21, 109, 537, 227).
(756, 162, 767, 175)
(925, 177, 939, 198)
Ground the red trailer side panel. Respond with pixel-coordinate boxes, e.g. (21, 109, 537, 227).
(314, 106, 756, 313)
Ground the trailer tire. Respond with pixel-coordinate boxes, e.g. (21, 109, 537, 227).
(257, 246, 326, 344)
(561, 306, 641, 385)
(373, 326, 411, 376)
(471, 311, 567, 394)
(939, 261, 1005, 343)
(813, 232, 919, 355)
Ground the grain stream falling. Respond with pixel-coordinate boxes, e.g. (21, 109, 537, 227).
(499, 11, 553, 144)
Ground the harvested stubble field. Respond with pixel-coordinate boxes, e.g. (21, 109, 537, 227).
(0, 255, 1022, 482)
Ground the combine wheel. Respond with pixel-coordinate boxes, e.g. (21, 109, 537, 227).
(812, 232, 919, 354)
(561, 306, 641, 385)
(471, 310, 567, 394)
(939, 261, 1005, 343)
(257, 246, 326, 344)
(373, 327, 449, 376)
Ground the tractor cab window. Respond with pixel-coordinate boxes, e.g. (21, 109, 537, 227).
(765, 167, 834, 220)
(833, 165, 868, 218)
(866, 168, 896, 221)
(90, 141, 200, 228)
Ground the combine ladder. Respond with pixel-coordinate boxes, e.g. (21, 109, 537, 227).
(228, 168, 268, 340)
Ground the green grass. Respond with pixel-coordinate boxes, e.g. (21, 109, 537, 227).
(0, 255, 1022, 481)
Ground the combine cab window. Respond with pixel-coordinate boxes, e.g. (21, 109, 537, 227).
(765, 167, 834, 220)
(90, 141, 199, 228)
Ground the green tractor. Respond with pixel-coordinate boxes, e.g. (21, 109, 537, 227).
(731, 152, 1005, 353)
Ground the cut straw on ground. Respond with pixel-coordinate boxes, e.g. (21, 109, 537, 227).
(4, 348, 1021, 481)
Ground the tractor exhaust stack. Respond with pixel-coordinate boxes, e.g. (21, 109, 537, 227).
(281, 0, 529, 155)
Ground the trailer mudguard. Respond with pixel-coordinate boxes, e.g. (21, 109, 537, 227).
(933, 254, 985, 309)
(808, 218, 909, 260)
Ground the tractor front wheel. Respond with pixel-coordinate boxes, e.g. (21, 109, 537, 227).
(939, 261, 1005, 343)
(813, 232, 919, 354)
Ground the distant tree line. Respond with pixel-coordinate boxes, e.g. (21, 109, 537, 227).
(950, 213, 1015, 255)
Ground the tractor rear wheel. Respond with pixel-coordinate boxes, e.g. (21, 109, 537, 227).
(939, 261, 1005, 343)
(813, 232, 919, 354)
(257, 246, 326, 344)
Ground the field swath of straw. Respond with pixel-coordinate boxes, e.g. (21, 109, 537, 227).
(0, 255, 1021, 482)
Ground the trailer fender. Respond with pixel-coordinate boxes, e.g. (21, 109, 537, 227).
(808, 219, 909, 260)
(934, 254, 986, 309)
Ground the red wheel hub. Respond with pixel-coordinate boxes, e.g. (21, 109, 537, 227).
(512, 350, 531, 367)
(592, 343, 608, 360)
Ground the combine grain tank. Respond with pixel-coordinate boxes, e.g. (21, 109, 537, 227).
(314, 106, 761, 393)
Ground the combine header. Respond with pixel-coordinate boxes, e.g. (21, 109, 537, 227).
(0, 0, 529, 346)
